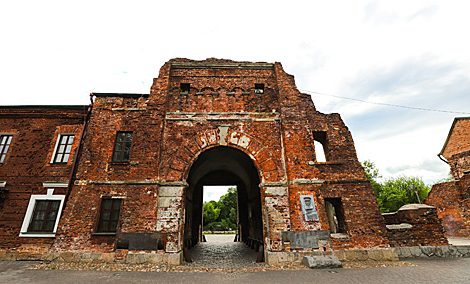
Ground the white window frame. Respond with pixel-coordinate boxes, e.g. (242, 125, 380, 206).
(0, 133, 14, 163)
(50, 133, 75, 164)
(19, 183, 67, 238)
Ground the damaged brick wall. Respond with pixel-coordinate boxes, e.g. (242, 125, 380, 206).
(425, 181, 470, 237)
(0, 106, 86, 249)
(383, 204, 448, 247)
(51, 93, 164, 253)
(449, 150, 470, 180)
(5, 59, 393, 262)
(441, 117, 470, 180)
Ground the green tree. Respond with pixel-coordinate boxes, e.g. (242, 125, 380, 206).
(361, 160, 432, 213)
(203, 201, 220, 225)
(218, 187, 237, 228)
(361, 160, 382, 197)
(379, 175, 431, 213)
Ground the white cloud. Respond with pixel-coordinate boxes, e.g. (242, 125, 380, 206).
(203, 186, 234, 202)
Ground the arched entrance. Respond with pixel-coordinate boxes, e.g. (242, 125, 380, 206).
(183, 146, 264, 257)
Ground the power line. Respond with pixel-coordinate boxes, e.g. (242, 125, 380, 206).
(302, 90, 470, 115)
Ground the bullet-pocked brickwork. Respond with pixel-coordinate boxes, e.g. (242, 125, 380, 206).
(383, 204, 448, 247)
(440, 117, 470, 180)
(2, 58, 428, 264)
(0, 106, 87, 250)
(49, 59, 390, 260)
(425, 117, 470, 238)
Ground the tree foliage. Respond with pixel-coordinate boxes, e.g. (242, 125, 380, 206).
(379, 175, 431, 213)
(361, 160, 431, 213)
(203, 201, 220, 225)
(203, 187, 237, 231)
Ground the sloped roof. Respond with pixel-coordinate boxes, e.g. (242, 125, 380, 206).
(440, 116, 470, 157)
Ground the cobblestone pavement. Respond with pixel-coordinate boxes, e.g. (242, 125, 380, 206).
(185, 234, 266, 269)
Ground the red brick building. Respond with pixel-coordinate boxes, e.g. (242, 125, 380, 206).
(1, 58, 395, 264)
(439, 117, 470, 180)
(425, 117, 470, 237)
(0, 106, 88, 258)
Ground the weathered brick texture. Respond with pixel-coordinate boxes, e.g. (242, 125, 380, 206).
(425, 116, 470, 238)
(383, 204, 448, 247)
(51, 58, 389, 257)
(441, 117, 470, 180)
(0, 106, 86, 249)
(2, 59, 403, 264)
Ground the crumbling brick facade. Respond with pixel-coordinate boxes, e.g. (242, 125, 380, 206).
(383, 204, 448, 247)
(2, 59, 399, 264)
(0, 106, 87, 256)
(440, 117, 470, 180)
(425, 117, 470, 238)
(50, 59, 389, 263)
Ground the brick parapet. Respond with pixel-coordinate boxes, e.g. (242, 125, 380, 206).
(384, 204, 448, 247)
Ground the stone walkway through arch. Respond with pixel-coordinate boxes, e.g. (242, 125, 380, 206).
(184, 234, 266, 269)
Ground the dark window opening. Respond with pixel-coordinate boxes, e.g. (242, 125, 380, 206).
(180, 83, 190, 94)
(324, 198, 346, 234)
(254, 83, 264, 94)
(27, 200, 61, 232)
(0, 134, 13, 163)
(98, 198, 122, 233)
(53, 134, 74, 163)
(112, 132, 133, 162)
(313, 131, 328, 162)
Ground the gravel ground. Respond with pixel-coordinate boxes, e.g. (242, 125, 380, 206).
(30, 259, 414, 273)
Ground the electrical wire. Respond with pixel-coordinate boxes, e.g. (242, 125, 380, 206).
(302, 90, 470, 115)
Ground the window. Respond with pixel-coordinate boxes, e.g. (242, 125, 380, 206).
(255, 83, 264, 94)
(20, 187, 65, 237)
(0, 134, 13, 163)
(324, 198, 347, 234)
(112, 132, 133, 162)
(27, 200, 61, 232)
(313, 131, 328, 162)
(51, 134, 74, 163)
(97, 198, 122, 233)
(180, 83, 190, 94)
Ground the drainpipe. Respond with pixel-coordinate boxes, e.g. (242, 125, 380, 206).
(65, 93, 94, 203)
(438, 154, 449, 164)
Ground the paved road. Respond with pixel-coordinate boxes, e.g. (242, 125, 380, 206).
(1, 258, 470, 284)
(1, 235, 470, 283)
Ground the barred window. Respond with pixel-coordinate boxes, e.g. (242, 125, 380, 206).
(112, 132, 133, 162)
(0, 134, 13, 163)
(97, 198, 122, 233)
(52, 134, 74, 163)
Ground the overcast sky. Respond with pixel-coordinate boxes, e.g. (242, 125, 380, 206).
(1, 1, 469, 200)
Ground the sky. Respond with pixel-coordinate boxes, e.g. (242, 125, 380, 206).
(1, 1, 470, 200)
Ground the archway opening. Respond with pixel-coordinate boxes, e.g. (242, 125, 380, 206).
(183, 146, 263, 256)
(202, 185, 237, 233)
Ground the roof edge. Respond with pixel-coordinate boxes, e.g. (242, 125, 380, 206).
(439, 116, 470, 156)
(0, 105, 88, 109)
(171, 62, 274, 70)
(93, 93, 149, 98)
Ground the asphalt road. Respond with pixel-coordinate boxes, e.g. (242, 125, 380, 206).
(1, 258, 470, 284)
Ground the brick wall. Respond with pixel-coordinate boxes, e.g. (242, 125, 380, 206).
(0, 106, 86, 249)
(383, 204, 448, 247)
(441, 118, 470, 180)
(3, 59, 392, 260)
